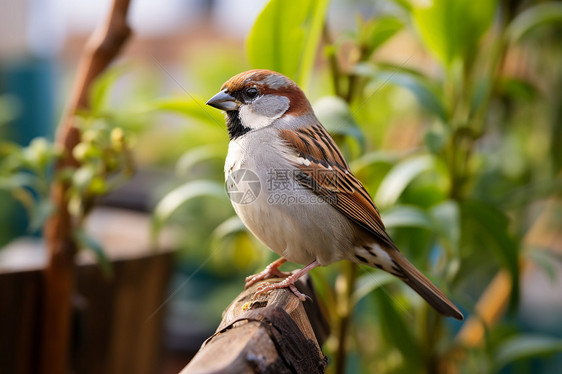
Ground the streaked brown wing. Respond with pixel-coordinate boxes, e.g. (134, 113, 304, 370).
(279, 123, 464, 321)
(278, 124, 396, 250)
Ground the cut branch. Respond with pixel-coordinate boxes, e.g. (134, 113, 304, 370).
(181, 277, 329, 373)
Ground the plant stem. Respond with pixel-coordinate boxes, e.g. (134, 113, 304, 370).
(333, 262, 358, 374)
(326, 31, 365, 370)
(323, 24, 343, 98)
(40, 1, 132, 373)
(345, 45, 369, 104)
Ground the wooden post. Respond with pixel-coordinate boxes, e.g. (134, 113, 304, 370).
(181, 277, 329, 373)
(40, 1, 132, 373)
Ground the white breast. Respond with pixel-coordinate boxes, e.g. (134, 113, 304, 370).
(224, 139, 246, 176)
(224, 129, 357, 266)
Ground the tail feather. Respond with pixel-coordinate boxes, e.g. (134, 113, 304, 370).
(391, 251, 464, 320)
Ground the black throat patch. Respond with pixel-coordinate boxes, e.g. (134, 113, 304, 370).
(226, 111, 251, 140)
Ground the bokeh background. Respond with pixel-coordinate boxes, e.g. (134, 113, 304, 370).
(1, 0, 561, 373)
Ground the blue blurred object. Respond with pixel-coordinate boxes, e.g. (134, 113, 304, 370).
(0, 57, 56, 243)
(1, 58, 56, 142)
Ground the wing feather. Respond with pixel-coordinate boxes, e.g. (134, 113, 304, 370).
(278, 123, 464, 320)
(279, 124, 396, 249)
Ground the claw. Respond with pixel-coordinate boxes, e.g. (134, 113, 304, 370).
(252, 277, 310, 302)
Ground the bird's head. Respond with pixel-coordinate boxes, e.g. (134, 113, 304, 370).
(206, 69, 312, 139)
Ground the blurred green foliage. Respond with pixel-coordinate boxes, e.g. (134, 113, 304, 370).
(0, 67, 142, 273)
(247, 0, 329, 90)
(2, 0, 559, 372)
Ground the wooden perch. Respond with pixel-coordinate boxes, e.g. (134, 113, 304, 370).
(181, 277, 329, 374)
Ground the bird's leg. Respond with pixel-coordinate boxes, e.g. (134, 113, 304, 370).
(253, 260, 320, 302)
(245, 257, 291, 289)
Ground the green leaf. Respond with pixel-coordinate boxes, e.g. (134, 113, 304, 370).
(72, 142, 102, 163)
(247, 0, 329, 90)
(67, 194, 84, 219)
(175, 145, 226, 177)
(424, 124, 449, 154)
(358, 16, 404, 58)
(381, 205, 433, 229)
(528, 249, 562, 283)
(212, 215, 247, 246)
(22, 137, 59, 171)
(152, 180, 227, 238)
(11, 187, 35, 212)
(229, 232, 262, 271)
(373, 288, 422, 369)
(313, 96, 365, 152)
(499, 77, 539, 102)
(430, 200, 460, 255)
(411, 0, 497, 67)
(352, 271, 397, 306)
(387, 0, 412, 12)
(89, 65, 129, 114)
(461, 199, 520, 310)
(149, 97, 225, 128)
(72, 165, 96, 194)
(493, 335, 562, 372)
(507, 2, 562, 43)
(210, 215, 263, 271)
(373, 70, 448, 121)
(73, 228, 112, 277)
(349, 150, 396, 174)
(375, 155, 435, 208)
(0, 95, 22, 125)
(298, 0, 329, 89)
(0, 173, 38, 190)
(0, 141, 22, 158)
(28, 199, 55, 233)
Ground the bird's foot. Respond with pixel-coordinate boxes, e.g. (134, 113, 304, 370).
(250, 260, 320, 302)
(245, 257, 290, 289)
(252, 273, 311, 302)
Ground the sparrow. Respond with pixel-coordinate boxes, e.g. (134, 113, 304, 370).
(206, 69, 463, 320)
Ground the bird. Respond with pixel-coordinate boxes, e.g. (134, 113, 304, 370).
(206, 69, 463, 320)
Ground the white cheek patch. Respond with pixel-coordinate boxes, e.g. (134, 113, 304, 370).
(238, 95, 290, 130)
(238, 105, 276, 130)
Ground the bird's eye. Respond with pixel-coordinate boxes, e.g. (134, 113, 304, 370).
(245, 87, 259, 100)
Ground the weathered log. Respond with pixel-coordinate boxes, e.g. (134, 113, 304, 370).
(181, 277, 329, 374)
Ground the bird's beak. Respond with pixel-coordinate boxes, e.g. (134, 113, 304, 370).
(206, 90, 240, 111)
